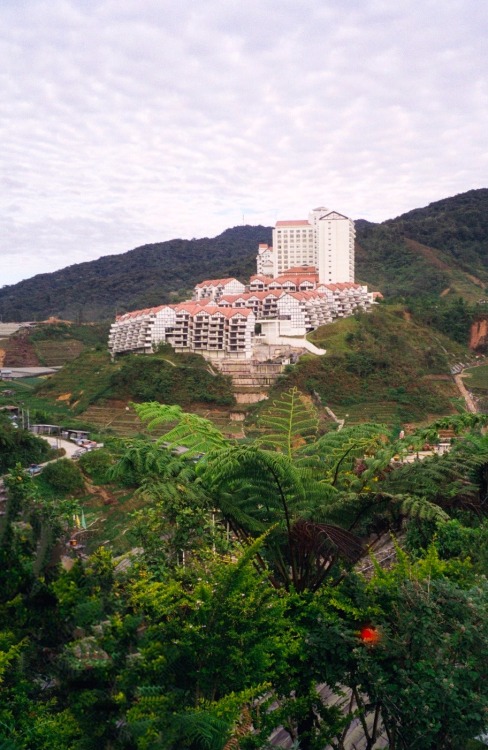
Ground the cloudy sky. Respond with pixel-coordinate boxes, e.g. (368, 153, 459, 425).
(1, 0, 487, 286)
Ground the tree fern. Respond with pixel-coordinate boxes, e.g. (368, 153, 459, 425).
(256, 387, 319, 458)
(108, 438, 179, 484)
(202, 445, 337, 533)
(300, 423, 391, 484)
(174, 710, 231, 750)
(380, 434, 488, 514)
(397, 495, 450, 523)
(132, 401, 230, 456)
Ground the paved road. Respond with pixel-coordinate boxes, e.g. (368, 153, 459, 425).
(40, 436, 81, 458)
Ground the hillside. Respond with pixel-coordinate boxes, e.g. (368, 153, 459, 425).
(261, 305, 467, 426)
(0, 225, 271, 322)
(1, 307, 473, 430)
(0, 189, 487, 322)
(35, 345, 235, 414)
(1, 322, 110, 368)
(355, 189, 488, 302)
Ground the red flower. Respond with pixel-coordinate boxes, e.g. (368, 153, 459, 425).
(359, 626, 381, 645)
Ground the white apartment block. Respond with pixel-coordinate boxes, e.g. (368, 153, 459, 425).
(109, 207, 371, 360)
(218, 284, 370, 331)
(109, 302, 255, 360)
(109, 281, 371, 360)
(193, 277, 246, 302)
(270, 207, 355, 283)
(256, 244, 274, 276)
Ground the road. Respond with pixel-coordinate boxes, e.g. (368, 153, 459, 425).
(40, 436, 81, 458)
(454, 372, 478, 413)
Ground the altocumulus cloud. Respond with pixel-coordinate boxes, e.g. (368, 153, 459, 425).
(1, 0, 487, 284)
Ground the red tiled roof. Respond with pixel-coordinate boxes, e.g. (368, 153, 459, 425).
(281, 292, 308, 301)
(174, 302, 203, 314)
(249, 291, 280, 300)
(274, 275, 317, 285)
(195, 277, 242, 288)
(283, 291, 321, 301)
(200, 305, 254, 318)
(219, 294, 248, 303)
(283, 266, 317, 275)
(275, 220, 309, 227)
(117, 303, 168, 321)
(220, 291, 281, 302)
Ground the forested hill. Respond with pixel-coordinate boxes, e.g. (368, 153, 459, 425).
(1, 188, 487, 322)
(0, 225, 272, 322)
(356, 188, 488, 299)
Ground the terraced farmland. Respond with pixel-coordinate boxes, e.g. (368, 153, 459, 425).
(334, 402, 400, 426)
(81, 403, 148, 436)
(82, 402, 239, 439)
(34, 339, 85, 366)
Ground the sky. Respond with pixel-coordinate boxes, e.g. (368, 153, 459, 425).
(1, 0, 487, 286)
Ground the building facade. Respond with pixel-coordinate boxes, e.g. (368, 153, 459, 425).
(109, 207, 371, 361)
(109, 301, 256, 360)
(268, 207, 355, 283)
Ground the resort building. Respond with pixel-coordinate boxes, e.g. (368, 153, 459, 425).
(257, 207, 355, 283)
(108, 205, 372, 361)
(193, 277, 246, 302)
(109, 302, 255, 360)
(256, 244, 274, 276)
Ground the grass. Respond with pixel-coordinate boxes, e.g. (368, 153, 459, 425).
(462, 364, 488, 391)
(36, 350, 118, 413)
(334, 402, 401, 426)
(308, 314, 359, 352)
(258, 305, 467, 427)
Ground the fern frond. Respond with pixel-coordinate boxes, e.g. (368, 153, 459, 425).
(175, 711, 231, 750)
(132, 402, 230, 456)
(256, 387, 319, 458)
(398, 495, 450, 523)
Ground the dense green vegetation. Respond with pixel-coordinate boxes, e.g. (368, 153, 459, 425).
(1, 393, 488, 748)
(0, 226, 271, 322)
(2, 306, 468, 430)
(355, 222, 451, 297)
(35, 346, 235, 414)
(268, 305, 464, 425)
(0, 414, 54, 472)
(385, 188, 488, 278)
(28, 322, 111, 348)
(108, 348, 235, 407)
(406, 295, 479, 345)
(356, 188, 488, 302)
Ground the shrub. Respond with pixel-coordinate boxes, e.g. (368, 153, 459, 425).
(78, 449, 114, 484)
(41, 459, 85, 494)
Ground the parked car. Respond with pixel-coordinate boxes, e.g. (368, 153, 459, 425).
(28, 464, 42, 476)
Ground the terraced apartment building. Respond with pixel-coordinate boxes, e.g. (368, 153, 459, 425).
(108, 206, 371, 360)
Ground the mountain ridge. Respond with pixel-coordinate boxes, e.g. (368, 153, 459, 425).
(1, 188, 487, 321)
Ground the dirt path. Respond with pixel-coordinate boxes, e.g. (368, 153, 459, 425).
(454, 373, 477, 413)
